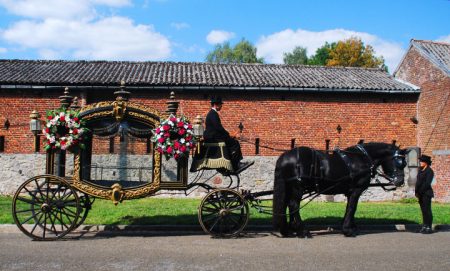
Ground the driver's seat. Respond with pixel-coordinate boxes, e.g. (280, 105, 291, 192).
(190, 142, 234, 173)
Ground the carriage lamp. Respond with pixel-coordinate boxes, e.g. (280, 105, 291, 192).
(29, 110, 42, 152)
(193, 115, 204, 154)
(336, 125, 342, 134)
(193, 115, 204, 138)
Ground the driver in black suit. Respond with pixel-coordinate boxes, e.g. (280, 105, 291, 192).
(203, 96, 252, 172)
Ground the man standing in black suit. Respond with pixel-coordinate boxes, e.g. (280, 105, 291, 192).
(203, 96, 252, 172)
(415, 154, 435, 234)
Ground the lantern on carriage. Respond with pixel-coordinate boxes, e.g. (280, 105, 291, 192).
(29, 110, 42, 152)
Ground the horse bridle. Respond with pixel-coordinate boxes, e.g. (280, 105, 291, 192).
(356, 144, 405, 186)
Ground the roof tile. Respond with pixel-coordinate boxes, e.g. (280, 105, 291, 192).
(0, 60, 418, 92)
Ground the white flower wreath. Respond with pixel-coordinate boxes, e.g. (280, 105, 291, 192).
(42, 108, 88, 151)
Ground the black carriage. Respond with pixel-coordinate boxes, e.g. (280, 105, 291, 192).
(11, 84, 254, 240)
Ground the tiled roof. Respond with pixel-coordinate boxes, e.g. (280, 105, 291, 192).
(0, 60, 418, 92)
(411, 40, 450, 76)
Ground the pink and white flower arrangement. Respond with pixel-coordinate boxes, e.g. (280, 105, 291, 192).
(152, 114, 196, 160)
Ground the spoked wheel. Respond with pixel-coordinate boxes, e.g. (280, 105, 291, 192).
(198, 189, 249, 237)
(12, 175, 81, 241)
(74, 193, 94, 229)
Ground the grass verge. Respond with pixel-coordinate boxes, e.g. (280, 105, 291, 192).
(1, 196, 449, 225)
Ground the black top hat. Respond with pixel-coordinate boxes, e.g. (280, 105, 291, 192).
(210, 96, 223, 104)
(419, 154, 432, 165)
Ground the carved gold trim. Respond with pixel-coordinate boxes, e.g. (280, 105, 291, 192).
(127, 111, 159, 125)
(72, 146, 162, 202)
(112, 101, 127, 121)
(84, 111, 112, 120)
(111, 183, 124, 205)
(80, 101, 113, 113)
(127, 102, 162, 117)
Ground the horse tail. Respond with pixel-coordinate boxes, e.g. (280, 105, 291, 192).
(273, 155, 288, 232)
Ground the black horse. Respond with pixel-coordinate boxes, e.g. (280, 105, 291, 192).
(273, 142, 408, 237)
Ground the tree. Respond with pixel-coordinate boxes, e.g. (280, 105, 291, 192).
(205, 39, 264, 64)
(283, 46, 308, 65)
(308, 42, 336, 66)
(205, 42, 234, 64)
(326, 37, 385, 69)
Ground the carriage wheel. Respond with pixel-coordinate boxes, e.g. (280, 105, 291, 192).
(198, 189, 249, 237)
(12, 175, 81, 241)
(74, 193, 94, 229)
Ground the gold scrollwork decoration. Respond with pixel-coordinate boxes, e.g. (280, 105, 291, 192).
(111, 183, 125, 205)
(112, 100, 127, 121)
(79, 101, 113, 113)
(83, 111, 112, 121)
(127, 111, 159, 125)
(72, 148, 162, 202)
(127, 102, 162, 117)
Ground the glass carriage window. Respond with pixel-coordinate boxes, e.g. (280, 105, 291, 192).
(83, 133, 155, 188)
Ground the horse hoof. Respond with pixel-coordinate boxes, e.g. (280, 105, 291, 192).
(343, 231, 357, 237)
(297, 230, 312, 239)
(280, 230, 293, 238)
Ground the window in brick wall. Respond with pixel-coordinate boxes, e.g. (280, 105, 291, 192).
(109, 137, 114, 154)
(0, 136, 4, 152)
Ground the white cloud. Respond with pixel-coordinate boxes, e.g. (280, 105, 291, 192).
(0, 47, 7, 54)
(437, 34, 450, 43)
(0, 0, 132, 20)
(3, 17, 171, 60)
(256, 28, 405, 71)
(171, 22, 190, 30)
(206, 30, 235, 45)
(0, 0, 95, 20)
(0, 0, 171, 60)
(92, 0, 131, 7)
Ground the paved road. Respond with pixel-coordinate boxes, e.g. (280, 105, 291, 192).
(1, 229, 449, 271)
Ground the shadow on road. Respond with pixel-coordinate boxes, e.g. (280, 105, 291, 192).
(52, 215, 424, 240)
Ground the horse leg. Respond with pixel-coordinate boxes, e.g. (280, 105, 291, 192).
(288, 187, 311, 238)
(342, 188, 363, 237)
(273, 167, 290, 237)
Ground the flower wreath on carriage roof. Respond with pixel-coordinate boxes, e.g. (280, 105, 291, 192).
(152, 114, 196, 160)
(42, 107, 89, 152)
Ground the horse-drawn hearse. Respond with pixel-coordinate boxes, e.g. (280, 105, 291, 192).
(12, 83, 411, 240)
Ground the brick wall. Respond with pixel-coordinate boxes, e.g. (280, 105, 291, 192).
(0, 89, 418, 156)
(0, 91, 61, 154)
(395, 46, 450, 202)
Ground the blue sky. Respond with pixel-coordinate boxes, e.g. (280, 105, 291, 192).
(0, 0, 449, 71)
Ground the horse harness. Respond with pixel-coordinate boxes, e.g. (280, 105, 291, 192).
(295, 144, 376, 192)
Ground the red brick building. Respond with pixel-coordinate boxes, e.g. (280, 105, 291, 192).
(0, 60, 427, 200)
(394, 39, 450, 202)
(0, 60, 419, 155)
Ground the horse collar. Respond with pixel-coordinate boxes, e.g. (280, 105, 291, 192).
(334, 148, 355, 180)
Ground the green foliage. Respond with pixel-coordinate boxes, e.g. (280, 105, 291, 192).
(308, 42, 336, 66)
(205, 39, 264, 64)
(283, 46, 309, 65)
